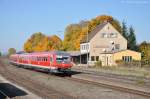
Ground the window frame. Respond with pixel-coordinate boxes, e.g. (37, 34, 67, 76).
(91, 56, 95, 61)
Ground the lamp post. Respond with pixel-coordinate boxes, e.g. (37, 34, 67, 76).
(80, 44, 81, 66)
(79, 19, 89, 67)
(86, 22, 89, 66)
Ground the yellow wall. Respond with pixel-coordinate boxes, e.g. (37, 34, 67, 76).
(113, 50, 141, 61)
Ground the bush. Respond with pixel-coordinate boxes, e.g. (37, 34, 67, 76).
(94, 61, 102, 67)
(141, 59, 150, 67)
(115, 60, 141, 67)
(115, 60, 124, 64)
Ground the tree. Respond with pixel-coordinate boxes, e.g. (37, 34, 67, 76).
(8, 48, 16, 56)
(24, 39, 33, 52)
(63, 24, 82, 50)
(24, 32, 63, 52)
(24, 32, 47, 52)
(48, 35, 63, 50)
(0, 51, 1, 56)
(139, 41, 150, 60)
(127, 26, 137, 50)
(121, 21, 128, 39)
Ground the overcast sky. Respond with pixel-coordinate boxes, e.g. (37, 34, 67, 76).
(0, 0, 150, 53)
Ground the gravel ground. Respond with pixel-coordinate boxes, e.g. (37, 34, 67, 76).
(0, 58, 149, 99)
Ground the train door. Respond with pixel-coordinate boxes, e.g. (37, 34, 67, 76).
(50, 55, 53, 66)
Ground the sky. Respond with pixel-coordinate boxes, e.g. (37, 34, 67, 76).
(0, 0, 150, 53)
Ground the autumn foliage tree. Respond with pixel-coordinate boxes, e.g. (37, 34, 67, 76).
(139, 41, 150, 60)
(139, 41, 150, 66)
(24, 32, 62, 52)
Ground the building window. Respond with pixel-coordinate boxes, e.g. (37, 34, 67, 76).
(82, 45, 84, 50)
(91, 56, 95, 61)
(110, 33, 117, 38)
(96, 56, 99, 61)
(115, 44, 120, 50)
(101, 33, 107, 38)
(122, 56, 132, 62)
(83, 45, 85, 50)
(86, 44, 89, 50)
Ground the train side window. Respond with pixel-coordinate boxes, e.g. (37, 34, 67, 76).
(44, 57, 47, 61)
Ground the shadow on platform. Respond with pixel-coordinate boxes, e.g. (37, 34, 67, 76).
(0, 83, 27, 99)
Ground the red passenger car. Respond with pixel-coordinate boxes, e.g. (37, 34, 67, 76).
(10, 51, 72, 73)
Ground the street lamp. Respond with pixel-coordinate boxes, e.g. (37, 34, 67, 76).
(86, 22, 89, 66)
(79, 19, 89, 66)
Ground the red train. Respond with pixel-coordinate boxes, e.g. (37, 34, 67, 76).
(9, 51, 72, 73)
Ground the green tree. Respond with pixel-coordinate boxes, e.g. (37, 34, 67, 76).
(8, 48, 16, 56)
(121, 21, 128, 39)
(0, 51, 1, 56)
(128, 26, 137, 50)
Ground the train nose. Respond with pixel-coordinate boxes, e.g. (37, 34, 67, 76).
(62, 63, 71, 68)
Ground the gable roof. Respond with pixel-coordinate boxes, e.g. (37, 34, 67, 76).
(80, 22, 108, 43)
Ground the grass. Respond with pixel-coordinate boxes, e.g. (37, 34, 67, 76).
(89, 66, 150, 78)
(136, 79, 145, 85)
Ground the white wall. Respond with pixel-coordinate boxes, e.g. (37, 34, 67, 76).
(80, 43, 90, 54)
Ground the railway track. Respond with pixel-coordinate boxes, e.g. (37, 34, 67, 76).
(66, 77, 150, 98)
(72, 67, 150, 85)
(28, 68, 150, 98)
(1, 58, 150, 98)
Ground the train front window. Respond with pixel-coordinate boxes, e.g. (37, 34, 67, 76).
(56, 55, 70, 63)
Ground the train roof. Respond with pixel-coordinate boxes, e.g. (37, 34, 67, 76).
(15, 51, 70, 56)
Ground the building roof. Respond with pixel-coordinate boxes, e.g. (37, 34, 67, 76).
(100, 49, 141, 54)
(67, 51, 80, 56)
(67, 51, 89, 56)
(113, 49, 141, 54)
(81, 22, 108, 43)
